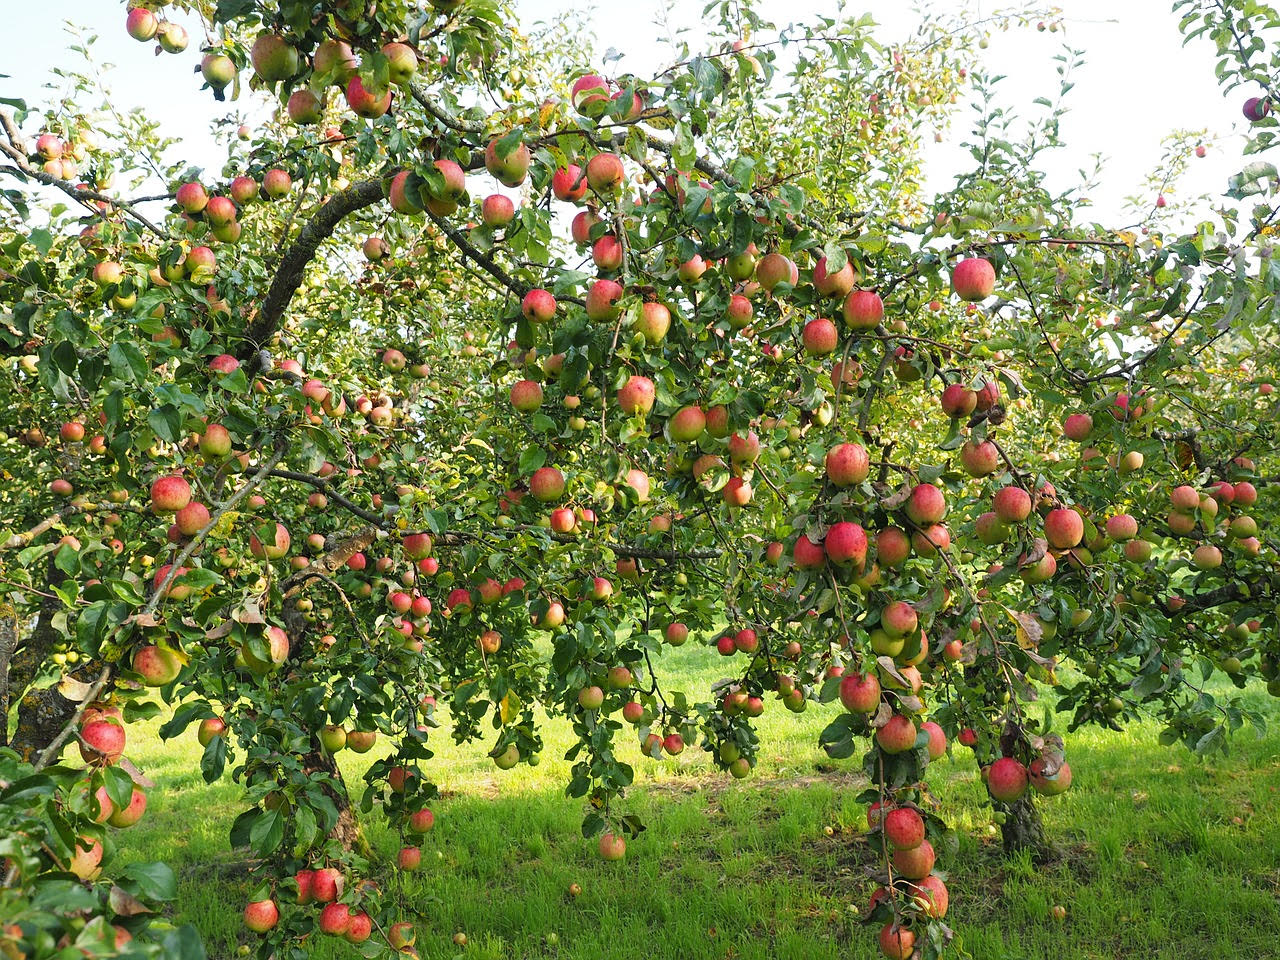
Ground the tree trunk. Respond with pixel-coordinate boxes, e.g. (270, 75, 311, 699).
(996, 717, 1054, 861)
(303, 744, 367, 854)
(1000, 792, 1053, 861)
(8, 573, 80, 761)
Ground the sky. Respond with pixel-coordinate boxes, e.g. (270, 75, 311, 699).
(0, 1, 1255, 227)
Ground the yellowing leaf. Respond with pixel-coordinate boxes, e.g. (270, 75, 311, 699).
(500, 690, 521, 725)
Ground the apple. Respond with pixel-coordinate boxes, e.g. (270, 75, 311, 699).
(1063, 412, 1093, 441)
(345, 76, 392, 118)
(803, 317, 838, 355)
(904, 484, 946, 525)
(992, 485, 1032, 523)
(125, 7, 158, 41)
(80, 719, 125, 765)
(884, 807, 925, 850)
(1044, 507, 1083, 549)
(585, 278, 624, 321)
(841, 289, 883, 329)
(552, 164, 588, 202)
(244, 899, 279, 933)
(382, 42, 418, 84)
(485, 137, 531, 187)
(839, 672, 880, 713)
(875, 714, 917, 753)
(250, 33, 299, 82)
(616, 375, 655, 415)
(319, 902, 352, 935)
(482, 194, 515, 228)
(197, 716, 226, 746)
(987, 756, 1029, 801)
(585, 153, 625, 193)
(813, 255, 855, 297)
(825, 442, 870, 486)
(598, 831, 626, 861)
(951, 256, 995, 300)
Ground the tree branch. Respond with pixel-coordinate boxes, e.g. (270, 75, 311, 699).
(236, 178, 386, 366)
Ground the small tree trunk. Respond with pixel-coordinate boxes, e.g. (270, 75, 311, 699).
(9, 570, 82, 760)
(1000, 793, 1053, 862)
(302, 745, 367, 854)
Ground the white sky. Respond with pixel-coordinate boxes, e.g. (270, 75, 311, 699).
(0, 1, 1251, 227)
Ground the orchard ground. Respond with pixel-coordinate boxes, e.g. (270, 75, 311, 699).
(102, 643, 1280, 960)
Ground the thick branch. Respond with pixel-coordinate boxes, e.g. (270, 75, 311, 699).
(237, 179, 385, 365)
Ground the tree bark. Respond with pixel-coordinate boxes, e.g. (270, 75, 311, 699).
(1000, 792, 1053, 861)
(302, 745, 367, 854)
(8, 569, 80, 761)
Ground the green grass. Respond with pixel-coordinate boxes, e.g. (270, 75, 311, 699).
(105, 644, 1280, 959)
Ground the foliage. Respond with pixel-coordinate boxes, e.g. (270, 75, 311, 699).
(0, 1, 1278, 958)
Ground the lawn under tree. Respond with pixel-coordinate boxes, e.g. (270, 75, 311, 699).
(2, 1, 1280, 959)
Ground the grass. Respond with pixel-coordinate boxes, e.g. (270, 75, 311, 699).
(104, 642, 1280, 959)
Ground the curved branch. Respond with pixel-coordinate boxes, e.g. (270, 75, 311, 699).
(265, 469, 721, 560)
(237, 178, 386, 365)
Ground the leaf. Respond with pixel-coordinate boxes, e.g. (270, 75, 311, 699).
(108, 885, 152, 917)
(201, 734, 227, 783)
(249, 807, 284, 856)
(108, 341, 148, 383)
(121, 861, 177, 901)
(499, 690, 521, 725)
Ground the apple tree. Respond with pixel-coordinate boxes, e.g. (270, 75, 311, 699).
(1, 0, 1279, 957)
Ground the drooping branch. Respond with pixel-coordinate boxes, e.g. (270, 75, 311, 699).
(265, 469, 722, 560)
(236, 178, 386, 366)
(0, 110, 173, 239)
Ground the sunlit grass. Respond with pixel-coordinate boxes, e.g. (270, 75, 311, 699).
(105, 643, 1280, 959)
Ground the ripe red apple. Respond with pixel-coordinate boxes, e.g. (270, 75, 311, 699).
(1062, 412, 1093, 441)
(477, 194, 515, 230)
(825, 522, 867, 566)
(80, 719, 125, 765)
(250, 33, 299, 81)
(262, 168, 293, 198)
(875, 714, 917, 753)
(904, 484, 946, 525)
(987, 756, 1029, 801)
(553, 164, 588, 202)
(149, 474, 191, 514)
(616, 375, 655, 415)
(802, 317, 839, 355)
(883, 807, 925, 850)
(345, 76, 392, 118)
(876, 527, 910, 567)
(126, 7, 158, 41)
(813, 255, 855, 297)
(940, 383, 977, 417)
(839, 672, 881, 713)
(571, 74, 611, 114)
(586, 153, 625, 193)
(249, 522, 291, 560)
(319, 902, 352, 935)
(959, 439, 999, 477)
(792, 534, 825, 570)
(485, 137, 531, 187)
(825, 442, 870, 486)
(951, 256, 995, 300)
(197, 716, 226, 746)
(912, 722, 943, 760)
(243, 899, 279, 933)
(841, 289, 883, 329)
(992, 485, 1032, 523)
(585, 278, 624, 320)
(879, 922, 915, 960)
(1044, 507, 1083, 549)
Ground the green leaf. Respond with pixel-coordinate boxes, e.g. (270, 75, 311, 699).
(249, 807, 284, 856)
(121, 861, 177, 901)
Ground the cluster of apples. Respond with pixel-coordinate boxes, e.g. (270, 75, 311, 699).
(125, 5, 188, 54)
(27, 128, 100, 182)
